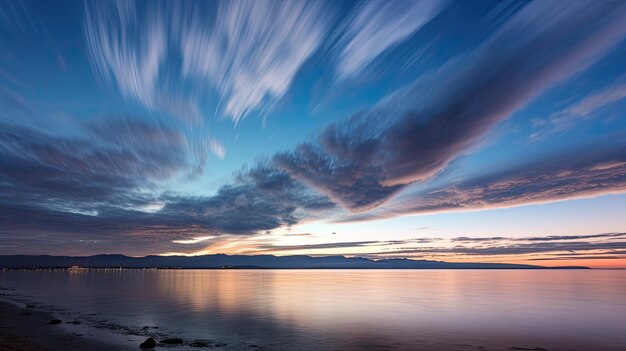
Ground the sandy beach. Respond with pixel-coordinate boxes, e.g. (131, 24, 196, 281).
(0, 300, 131, 351)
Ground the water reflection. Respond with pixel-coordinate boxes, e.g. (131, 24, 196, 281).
(2, 269, 625, 350)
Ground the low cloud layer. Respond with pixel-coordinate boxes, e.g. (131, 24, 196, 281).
(0, 121, 334, 255)
(361, 141, 626, 220)
(374, 240, 626, 258)
(251, 232, 626, 263)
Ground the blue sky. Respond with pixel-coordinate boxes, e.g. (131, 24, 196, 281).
(1, 0, 626, 267)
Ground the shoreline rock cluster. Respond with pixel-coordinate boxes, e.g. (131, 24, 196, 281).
(139, 336, 228, 349)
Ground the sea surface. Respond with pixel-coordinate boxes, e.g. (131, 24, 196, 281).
(1, 269, 625, 351)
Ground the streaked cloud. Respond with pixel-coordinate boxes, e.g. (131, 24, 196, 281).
(85, 0, 330, 123)
(343, 140, 626, 222)
(0, 127, 335, 254)
(0, 118, 164, 199)
(373, 240, 626, 257)
(276, 1, 626, 211)
(2, 0, 626, 263)
(243, 232, 626, 264)
(172, 236, 216, 245)
(209, 139, 226, 160)
(531, 80, 626, 139)
(181, 0, 330, 122)
(85, 1, 170, 117)
(336, 0, 443, 79)
(0, 85, 30, 116)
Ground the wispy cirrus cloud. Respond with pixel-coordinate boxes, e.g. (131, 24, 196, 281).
(84, 0, 227, 165)
(275, 1, 626, 212)
(181, 0, 330, 122)
(84, 0, 331, 123)
(83, 0, 448, 122)
(335, 0, 443, 79)
(84, 0, 201, 121)
(531, 80, 626, 139)
(0, 0, 41, 35)
(0, 85, 30, 116)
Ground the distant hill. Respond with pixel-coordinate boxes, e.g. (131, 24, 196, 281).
(0, 254, 589, 269)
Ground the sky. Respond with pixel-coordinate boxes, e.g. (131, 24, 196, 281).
(1, 0, 626, 268)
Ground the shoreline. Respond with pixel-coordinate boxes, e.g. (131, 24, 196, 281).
(0, 291, 235, 351)
(0, 299, 133, 351)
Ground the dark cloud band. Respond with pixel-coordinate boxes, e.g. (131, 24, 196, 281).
(275, 1, 626, 211)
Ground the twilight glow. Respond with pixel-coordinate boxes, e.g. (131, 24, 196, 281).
(1, 0, 626, 268)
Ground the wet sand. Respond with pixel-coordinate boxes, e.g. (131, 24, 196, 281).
(0, 300, 131, 351)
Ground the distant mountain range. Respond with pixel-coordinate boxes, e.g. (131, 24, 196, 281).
(0, 254, 589, 269)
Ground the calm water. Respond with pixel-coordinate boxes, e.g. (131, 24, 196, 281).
(1, 269, 625, 350)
